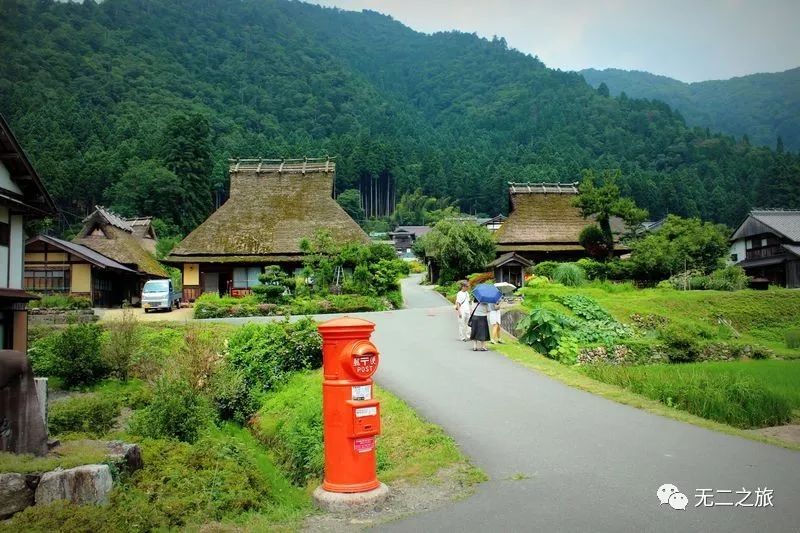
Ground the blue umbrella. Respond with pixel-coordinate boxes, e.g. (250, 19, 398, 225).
(472, 283, 502, 304)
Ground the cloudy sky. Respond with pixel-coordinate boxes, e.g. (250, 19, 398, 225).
(310, 0, 800, 83)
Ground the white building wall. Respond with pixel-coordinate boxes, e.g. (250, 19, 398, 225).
(9, 214, 24, 289)
(728, 239, 747, 265)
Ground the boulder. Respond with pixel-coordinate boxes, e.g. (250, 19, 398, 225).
(0, 473, 35, 518)
(35, 464, 113, 506)
(106, 441, 143, 474)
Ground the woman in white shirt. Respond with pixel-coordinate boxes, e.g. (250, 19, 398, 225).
(454, 281, 471, 341)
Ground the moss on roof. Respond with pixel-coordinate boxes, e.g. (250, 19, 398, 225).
(494, 186, 626, 248)
(167, 168, 368, 263)
(74, 220, 169, 278)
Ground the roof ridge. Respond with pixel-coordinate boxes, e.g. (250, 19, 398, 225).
(229, 156, 335, 174)
(508, 182, 580, 194)
(92, 205, 133, 232)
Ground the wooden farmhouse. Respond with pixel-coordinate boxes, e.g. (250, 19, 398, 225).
(730, 209, 800, 288)
(25, 207, 168, 307)
(0, 115, 57, 351)
(165, 158, 369, 301)
(389, 225, 431, 254)
(493, 182, 625, 263)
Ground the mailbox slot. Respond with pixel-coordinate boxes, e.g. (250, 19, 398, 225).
(346, 399, 381, 438)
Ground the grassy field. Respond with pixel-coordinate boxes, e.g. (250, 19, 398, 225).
(252, 370, 485, 489)
(493, 340, 800, 450)
(518, 282, 800, 358)
(582, 361, 797, 428)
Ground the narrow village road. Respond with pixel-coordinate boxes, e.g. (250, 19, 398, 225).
(364, 275, 800, 532)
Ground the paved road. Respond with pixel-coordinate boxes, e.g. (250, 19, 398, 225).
(364, 275, 800, 532)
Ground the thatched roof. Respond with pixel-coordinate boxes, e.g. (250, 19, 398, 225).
(73, 206, 168, 278)
(494, 182, 625, 249)
(166, 158, 368, 264)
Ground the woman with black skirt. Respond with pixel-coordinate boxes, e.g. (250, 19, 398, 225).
(470, 301, 490, 351)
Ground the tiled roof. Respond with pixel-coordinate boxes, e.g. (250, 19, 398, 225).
(751, 210, 800, 241)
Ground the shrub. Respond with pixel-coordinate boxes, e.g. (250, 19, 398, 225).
(408, 260, 426, 274)
(516, 306, 573, 356)
(467, 271, 494, 287)
(252, 265, 292, 303)
(707, 265, 749, 291)
(31, 323, 107, 388)
(103, 308, 140, 381)
(385, 290, 403, 310)
(225, 319, 322, 397)
(532, 261, 558, 279)
(658, 324, 701, 363)
(129, 376, 215, 443)
(578, 224, 608, 258)
(575, 258, 606, 280)
(209, 364, 261, 424)
(28, 294, 92, 310)
(786, 329, 800, 349)
(749, 345, 774, 360)
(48, 394, 120, 436)
(551, 263, 586, 287)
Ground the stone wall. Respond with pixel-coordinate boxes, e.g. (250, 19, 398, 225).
(28, 308, 97, 326)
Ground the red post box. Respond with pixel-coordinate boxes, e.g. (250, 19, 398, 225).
(317, 316, 382, 493)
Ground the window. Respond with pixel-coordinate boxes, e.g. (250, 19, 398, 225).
(0, 222, 8, 247)
(233, 267, 262, 288)
(24, 269, 70, 291)
(746, 239, 753, 250)
(730, 253, 738, 263)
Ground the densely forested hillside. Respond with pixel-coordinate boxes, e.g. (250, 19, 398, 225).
(581, 67, 800, 152)
(2, 0, 798, 235)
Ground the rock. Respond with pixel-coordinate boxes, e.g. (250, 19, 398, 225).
(106, 441, 143, 474)
(35, 464, 113, 506)
(0, 473, 35, 519)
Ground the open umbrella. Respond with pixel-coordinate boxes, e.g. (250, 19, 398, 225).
(472, 283, 502, 304)
(493, 282, 517, 295)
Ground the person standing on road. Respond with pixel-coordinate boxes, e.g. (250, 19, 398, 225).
(470, 300, 490, 351)
(488, 302, 502, 344)
(455, 280, 471, 341)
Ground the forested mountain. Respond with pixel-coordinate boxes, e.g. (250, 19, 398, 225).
(581, 67, 800, 152)
(2, 0, 799, 236)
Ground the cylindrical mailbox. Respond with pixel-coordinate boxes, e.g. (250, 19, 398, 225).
(318, 316, 382, 493)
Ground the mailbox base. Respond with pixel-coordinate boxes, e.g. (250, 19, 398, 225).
(313, 483, 390, 512)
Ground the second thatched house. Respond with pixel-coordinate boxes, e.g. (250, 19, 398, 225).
(165, 158, 369, 301)
(25, 206, 169, 306)
(493, 182, 625, 264)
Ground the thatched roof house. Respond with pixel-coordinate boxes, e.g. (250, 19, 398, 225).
(493, 182, 625, 262)
(73, 206, 168, 279)
(165, 158, 368, 301)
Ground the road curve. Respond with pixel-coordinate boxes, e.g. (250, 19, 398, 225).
(366, 276, 800, 532)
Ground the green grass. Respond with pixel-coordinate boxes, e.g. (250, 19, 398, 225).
(252, 370, 485, 489)
(492, 340, 800, 450)
(2, 428, 310, 532)
(0, 440, 109, 474)
(519, 283, 800, 358)
(581, 362, 795, 428)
